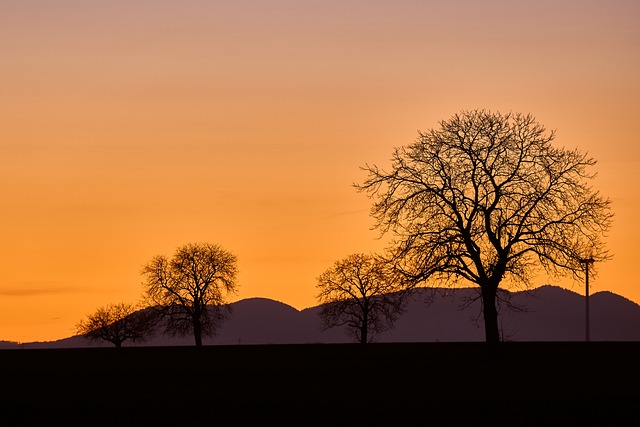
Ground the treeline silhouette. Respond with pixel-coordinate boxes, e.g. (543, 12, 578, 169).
(8, 285, 639, 349)
(68, 110, 614, 347)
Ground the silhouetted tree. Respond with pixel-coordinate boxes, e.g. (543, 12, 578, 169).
(316, 253, 407, 344)
(141, 242, 238, 347)
(75, 303, 155, 348)
(356, 109, 613, 344)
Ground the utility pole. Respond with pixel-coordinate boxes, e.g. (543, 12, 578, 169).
(580, 258, 595, 342)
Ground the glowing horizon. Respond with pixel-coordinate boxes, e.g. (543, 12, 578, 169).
(1, 1, 639, 343)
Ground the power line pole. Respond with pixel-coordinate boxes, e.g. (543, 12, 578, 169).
(580, 258, 595, 342)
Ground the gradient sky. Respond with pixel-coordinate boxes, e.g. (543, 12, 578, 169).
(1, 0, 639, 343)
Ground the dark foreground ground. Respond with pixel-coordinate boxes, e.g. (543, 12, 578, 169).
(1, 342, 639, 426)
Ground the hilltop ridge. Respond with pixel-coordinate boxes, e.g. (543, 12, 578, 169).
(7, 285, 640, 348)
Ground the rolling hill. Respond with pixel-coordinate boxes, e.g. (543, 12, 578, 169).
(11, 284, 640, 348)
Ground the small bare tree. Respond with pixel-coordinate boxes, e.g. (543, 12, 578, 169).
(76, 303, 155, 348)
(356, 109, 613, 343)
(141, 242, 239, 347)
(316, 253, 407, 344)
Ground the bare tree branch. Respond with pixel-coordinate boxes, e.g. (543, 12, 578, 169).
(315, 253, 409, 344)
(355, 109, 613, 343)
(141, 242, 239, 347)
(75, 302, 156, 348)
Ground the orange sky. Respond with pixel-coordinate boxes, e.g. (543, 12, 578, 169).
(1, 1, 639, 343)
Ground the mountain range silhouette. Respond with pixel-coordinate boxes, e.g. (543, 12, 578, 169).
(4, 284, 640, 349)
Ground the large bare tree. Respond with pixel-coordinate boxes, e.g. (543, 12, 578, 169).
(316, 253, 407, 344)
(356, 109, 613, 343)
(141, 242, 239, 347)
(75, 302, 155, 348)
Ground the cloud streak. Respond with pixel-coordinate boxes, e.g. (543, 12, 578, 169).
(0, 282, 87, 297)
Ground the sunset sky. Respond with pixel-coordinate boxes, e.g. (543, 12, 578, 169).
(1, 1, 639, 343)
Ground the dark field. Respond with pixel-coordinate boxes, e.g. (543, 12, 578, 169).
(1, 342, 639, 426)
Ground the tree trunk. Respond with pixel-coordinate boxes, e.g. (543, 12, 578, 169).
(193, 317, 203, 348)
(360, 303, 369, 344)
(360, 320, 368, 345)
(481, 284, 500, 344)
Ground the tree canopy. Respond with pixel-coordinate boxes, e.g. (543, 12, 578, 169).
(75, 302, 154, 348)
(316, 253, 406, 344)
(141, 242, 239, 347)
(356, 109, 613, 343)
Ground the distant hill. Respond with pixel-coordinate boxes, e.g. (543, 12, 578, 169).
(11, 285, 640, 349)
